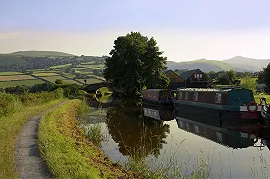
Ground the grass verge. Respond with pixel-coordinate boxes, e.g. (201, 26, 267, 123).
(0, 99, 65, 179)
(254, 94, 270, 103)
(38, 100, 136, 179)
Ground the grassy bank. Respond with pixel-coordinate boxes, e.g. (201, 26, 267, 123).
(0, 99, 66, 179)
(38, 100, 136, 179)
(254, 94, 270, 103)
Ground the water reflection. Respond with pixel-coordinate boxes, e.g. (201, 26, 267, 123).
(83, 98, 270, 178)
(143, 103, 175, 121)
(176, 117, 254, 149)
(105, 101, 170, 160)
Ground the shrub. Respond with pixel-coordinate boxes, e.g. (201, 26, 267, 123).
(55, 79, 63, 84)
(0, 88, 64, 117)
(240, 77, 257, 92)
(0, 93, 21, 116)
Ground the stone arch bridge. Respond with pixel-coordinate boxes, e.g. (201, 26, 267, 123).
(84, 82, 111, 93)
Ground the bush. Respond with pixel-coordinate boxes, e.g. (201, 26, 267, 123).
(0, 93, 21, 116)
(55, 79, 63, 84)
(240, 77, 257, 92)
(0, 88, 64, 117)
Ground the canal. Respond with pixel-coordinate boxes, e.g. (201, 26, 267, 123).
(80, 100, 270, 178)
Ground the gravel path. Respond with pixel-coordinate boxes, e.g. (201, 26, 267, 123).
(15, 101, 67, 179)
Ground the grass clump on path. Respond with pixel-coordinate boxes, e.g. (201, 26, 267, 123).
(38, 100, 136, 179)
(0, 99, 65, 179)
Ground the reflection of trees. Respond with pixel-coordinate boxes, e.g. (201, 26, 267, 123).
(106, 101, 170, 161)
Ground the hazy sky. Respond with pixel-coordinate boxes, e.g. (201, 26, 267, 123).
(1, 0, 270, 61)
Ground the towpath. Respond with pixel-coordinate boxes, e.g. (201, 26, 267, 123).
(15, 101, 67, 179)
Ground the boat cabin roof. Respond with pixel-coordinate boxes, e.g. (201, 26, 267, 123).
(176, 87, 250, 93)
(143, 89, 171, 92)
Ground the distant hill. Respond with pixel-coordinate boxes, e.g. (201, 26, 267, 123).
(0, 53, 106, 72)
(167, 59, 233, 72)
(223, 56, 270, 72)
(7, 51, 75, 57)
(167, 56, 270, 72)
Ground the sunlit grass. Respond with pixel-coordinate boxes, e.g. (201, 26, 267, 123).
(38, 100, 132, 178)
(0, 99, 65, 179)
(254, 95, 270, 104)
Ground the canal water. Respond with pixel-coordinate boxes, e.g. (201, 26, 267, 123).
(80, 100, 270, 178)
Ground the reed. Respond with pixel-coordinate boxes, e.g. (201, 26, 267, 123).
(76, 98, 90, 116)
(86, 124, 106, 147)
(249, 149, 269, 179)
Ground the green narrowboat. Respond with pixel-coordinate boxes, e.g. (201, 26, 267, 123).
(174, 87, 264, 132)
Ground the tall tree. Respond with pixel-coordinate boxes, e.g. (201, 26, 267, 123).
(264, 63, 270, 88)
(104, 32, 169, 97)
(257, 70, 265, 84)
(217, 70, 237, 85)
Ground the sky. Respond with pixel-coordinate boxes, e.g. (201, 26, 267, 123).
(0, 0, 270, 62)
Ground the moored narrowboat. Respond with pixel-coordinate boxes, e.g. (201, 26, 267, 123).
(142, 89, 174, 108)
(174, 87, 265, 131)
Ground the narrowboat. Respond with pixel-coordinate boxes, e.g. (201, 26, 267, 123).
(174, 87, 265, 131)
(176, 116, 256, 148)
(142, 89, 174, 108)
(143, 104, 175, 121)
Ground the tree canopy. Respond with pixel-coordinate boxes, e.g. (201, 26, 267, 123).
(216, 70, 238, 85)
(104, 32, 169, 97)
(264, 63, 270, 88)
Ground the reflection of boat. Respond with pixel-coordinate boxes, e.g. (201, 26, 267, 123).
(142, 89, 174, 107)
(174, 87, 265, 132)
(143, 104, 175, 121)
(176, 117, 255, 149)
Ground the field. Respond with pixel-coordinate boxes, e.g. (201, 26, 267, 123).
(62, 79, 82, 85)
(79, 64, 105, 69)
(77, 78, 103, 84)
(0, 72, 23, 75)
(0, 79, 44, 88)
(0, 59, 106, 88)
(41, 76, 69, 83)
(0, 75, 35, 81)
(33, 72, 59, 77)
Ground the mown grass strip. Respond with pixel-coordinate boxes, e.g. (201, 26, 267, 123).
(0, 99, 66, 179)
(254, 94, 270, 103)
(38, 100, 135, 179)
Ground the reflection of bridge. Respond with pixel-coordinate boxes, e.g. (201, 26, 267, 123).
(84, 82, 111, 93)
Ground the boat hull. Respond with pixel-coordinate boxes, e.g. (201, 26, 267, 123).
(142, 99, 174, 108)
(174, 101, 264, 132)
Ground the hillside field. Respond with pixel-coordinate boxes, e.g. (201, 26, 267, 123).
(0, 61, 105, 88)
(0, 79, 44, 88)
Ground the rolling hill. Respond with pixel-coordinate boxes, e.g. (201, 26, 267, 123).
(167, 56, 270, 72)
(0, 51, 106, 72)
(7, 51, 75, 57)
(166, 59, 233, 72)
(223, 56, 270, 72)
